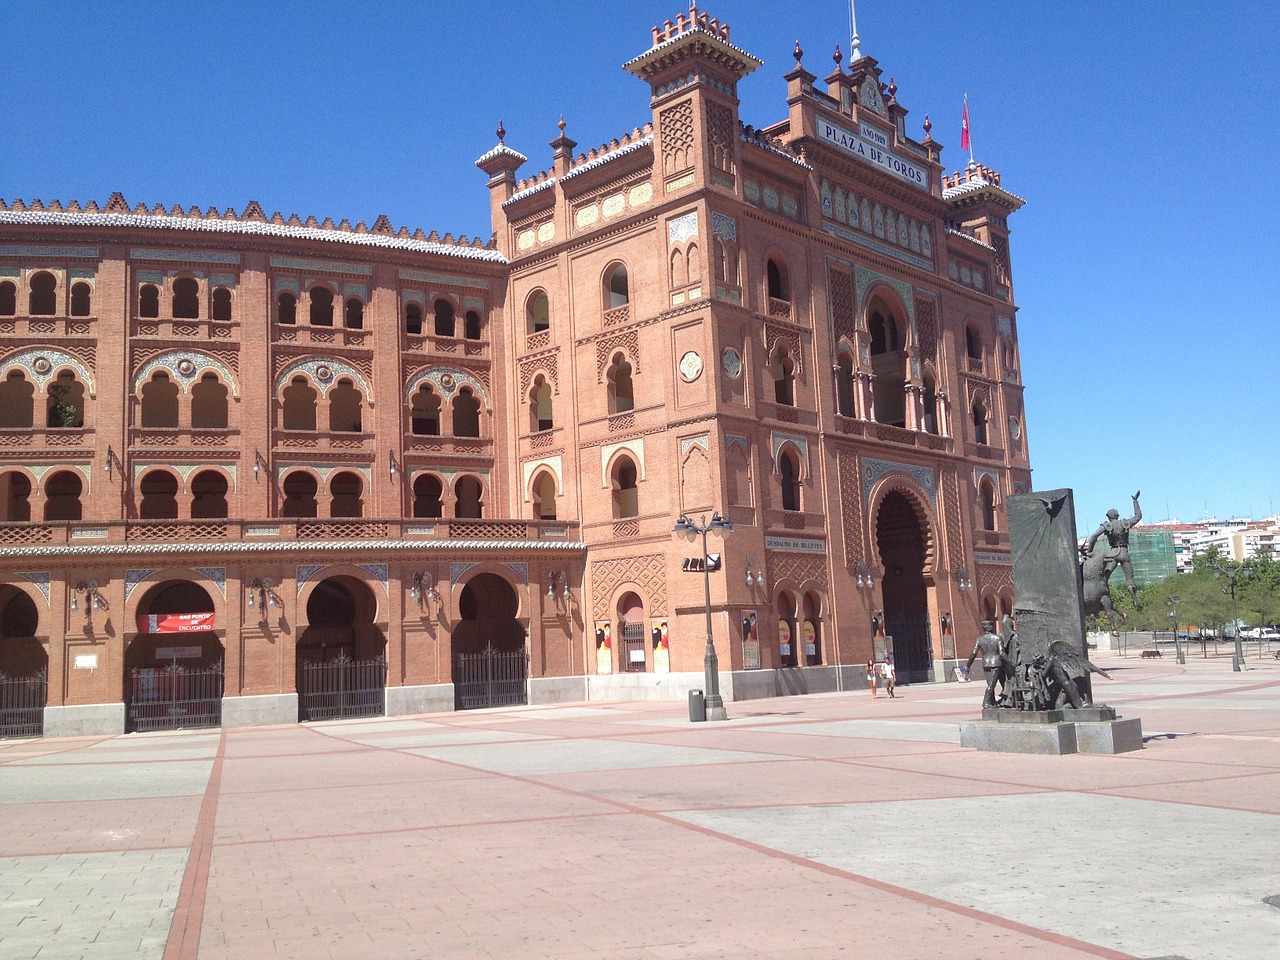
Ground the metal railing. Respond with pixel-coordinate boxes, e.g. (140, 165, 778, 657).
(0, 669, 46, 739)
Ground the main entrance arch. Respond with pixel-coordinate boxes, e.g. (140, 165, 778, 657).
(296, 576, 386, 721)
(875, 490, 933, 683)
(127, 579, 223, 732)
(452, 573, 527, 709)
(0, 585, 46, 738)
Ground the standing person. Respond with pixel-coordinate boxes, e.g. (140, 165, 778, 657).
(883, 654, 896, 698)
(1083, 491, 1143, 609)
(866, 658, 878, 698)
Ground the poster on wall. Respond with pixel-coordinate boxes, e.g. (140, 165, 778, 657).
(652, 619, 670, 673)
(136, 612, 215, 634)
(594, 621, 612, 675)
(741, 610, 760, 669)
(802, 619, 817, 659)
(778, 618, 792, 659)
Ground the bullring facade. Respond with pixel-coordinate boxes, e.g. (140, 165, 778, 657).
(0, 6, 1030, 736)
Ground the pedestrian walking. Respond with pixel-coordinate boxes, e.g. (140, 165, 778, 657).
(866, 658, 877, 698)
(883, 655, 896, 698)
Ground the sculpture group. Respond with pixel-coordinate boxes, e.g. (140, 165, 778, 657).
(964, 615, 1110, 712)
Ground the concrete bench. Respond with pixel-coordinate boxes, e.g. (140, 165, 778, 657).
(1140, 649, 1162, 658)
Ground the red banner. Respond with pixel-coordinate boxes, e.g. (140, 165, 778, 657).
(136, 612, 215, 634)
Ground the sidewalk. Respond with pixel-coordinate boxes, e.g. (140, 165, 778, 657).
(2, 652, 1278, 959)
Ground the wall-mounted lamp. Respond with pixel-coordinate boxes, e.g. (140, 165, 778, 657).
(855, 560, 874, 591)
(247, 577, 279, 610)
(956, 567, 973, 592)
(104, 446, 124, 481)
(409, 572, 438, 607)
(744, 558, 766, 591)
(389, 450, 399, 481)
(547, 571, 570, 602)
(253, 449, 269, 477)
(71, 580, 106, 614)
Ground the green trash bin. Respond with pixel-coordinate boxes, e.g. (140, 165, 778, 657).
(688, 689, 706, 722)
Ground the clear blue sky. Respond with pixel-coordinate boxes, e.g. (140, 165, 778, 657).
(4, 1, 1277, 528)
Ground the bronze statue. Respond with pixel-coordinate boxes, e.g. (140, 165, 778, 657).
(964, 619, 1015, 708)
(1083, 491, 1143, 610)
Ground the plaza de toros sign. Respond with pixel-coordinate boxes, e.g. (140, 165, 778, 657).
(818, 119, 928, 190)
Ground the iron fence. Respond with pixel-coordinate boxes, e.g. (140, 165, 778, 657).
(0, 669, 46, 739)
(127, 662, 223, 733)
(298, 655, 387, 721)
(455, 645, 528, 709)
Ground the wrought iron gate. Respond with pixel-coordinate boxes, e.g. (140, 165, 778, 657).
(127, 662, 224, 733)
(885, 614, 933, 684)
(298, 655, 387, 721)
(0, 669, 46, 738)
(455, 644, 528, 709)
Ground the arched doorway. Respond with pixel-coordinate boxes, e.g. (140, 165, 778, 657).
(875, 491, 933, 683)
(127, 580, 223, 732)
(618, 592, 646, 673)
(0, 585, 46, 738)
(296, 576, 386, 721)
(452, 573, 527, 709)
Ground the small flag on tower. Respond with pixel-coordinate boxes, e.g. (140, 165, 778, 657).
(960, 94, 971, 153)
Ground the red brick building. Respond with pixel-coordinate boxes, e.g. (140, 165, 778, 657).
(0, 6, 1029, 736)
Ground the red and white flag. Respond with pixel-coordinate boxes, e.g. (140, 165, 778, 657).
(961, 95, 971, 152)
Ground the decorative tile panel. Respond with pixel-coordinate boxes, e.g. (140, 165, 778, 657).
(195, 567, 226, 596)
(135, 350, 239, 397)
(277, 357, 371, 400)
(0, 348, 94, 394)
(668, 212, 699, 245)
(503, 562, 529, 585)
(271, 255, 372, 276)
(126, 569, 158, 600)
(450, 562, 477, 585)
(359, 563, 389, 593)
(17, 572, 50, 601)
(711, 213, 736, 241)
(297, 564, 326, 587)
(132, 249, 240, 264)
(862, 457, 937, 506)
(0, 245, 99, 259)
(403, 367, 490, 409)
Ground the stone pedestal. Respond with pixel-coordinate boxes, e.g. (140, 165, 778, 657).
(961, 704, 1142, 756)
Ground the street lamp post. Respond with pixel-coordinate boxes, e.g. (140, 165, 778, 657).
(1166, 594, 1182, 664)
(1213, 562, 1251, 672)
(674, 512, 732, 721)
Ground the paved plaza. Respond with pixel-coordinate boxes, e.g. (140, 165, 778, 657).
(2, 650, 1279, 959)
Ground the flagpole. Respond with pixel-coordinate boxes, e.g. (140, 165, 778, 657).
(849, 0, 862, 60)
(963, 91, 975, 169)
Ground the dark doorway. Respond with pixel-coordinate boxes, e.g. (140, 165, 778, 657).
(297, 577, 386, 721)
(0, 586, 46, 738)
(876, 491, 933, 683)
(126, 580, 223, 732)
(453, 573, 527, 708)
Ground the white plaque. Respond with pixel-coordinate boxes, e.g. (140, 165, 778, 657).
(74, 654, 98, 670)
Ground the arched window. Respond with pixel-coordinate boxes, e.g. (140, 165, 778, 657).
(70, 282, 91, 317)
(835, 352, 855, 417)
(610, 455, 639, 519)
(191, 373, 228, 429)
(1, 471, 32, 521)
(527, 290, 549, 335)
(777, 592, 798, 668)
(140, 372, 179, 428)
(868, 300, 906, 427)
(608, 355, 634, 414)
(43, 470, 82, 521)
(172, 278, 200, 319)
(0, 281, 15, 316)
(410, 385, 442, 436)
(766, 258, 789, 302)
(405, 301, 423, 335)
(282, 376, 317, 431)
(309, 287, 334, 326)
(344, 297, 364, 329)
(28, 272, 56, 316)
(46, 372, 84, 428)
(802, 592, 823, 665)
(277, 291, 297, 325)
(530, 376, 553, 432)
(412, 474, 444, 518)
(714, 238, 738, 285)
(434, 298, 455, 337)
(770, 346, 795, 406)
(138, 470, 179, 520)
(779, 449, 801, 512)
(211, 287, 232, 321)
(670, 249, 686, 289)
(922, 374, 939, 435)
(330, 471, 364, 518)
(140, 284, 160, 318)
(281, 471, 319, 518)
(0, 373, 34, 428)
(454, 476, 483, 518)
(980, 480, 997, 531)
(328, 379, 363, 433)
(464, 310, 482, 340)
(190, 470, 229, 519)
(531, 471, 557, 520)
(605, 264, 629, 309)
(452, 387, 480, 437)
(973, 403, 989, 446)
(966, 324, 983, 361)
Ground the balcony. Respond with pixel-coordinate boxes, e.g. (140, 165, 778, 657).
(0, 426, 92, 449)
(130, 427, 240, 450)
(0, 315, 95, 338)
(0, 517, 582, 549)
(767, 296, 792, 320)
(276, 430, 373, 453)
(405, 333, 489, 358)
